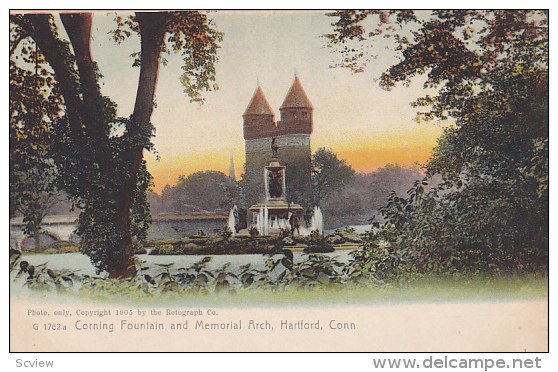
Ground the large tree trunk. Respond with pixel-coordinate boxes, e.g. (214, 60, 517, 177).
(14, 12, 169, 278)
(110, 13, 169, 278)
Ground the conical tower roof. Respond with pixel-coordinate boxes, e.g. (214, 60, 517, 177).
(243, 86, 274, 116)
(280, 76, 313, 110)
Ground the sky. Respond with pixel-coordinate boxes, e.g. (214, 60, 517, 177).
(86, 10, 447, 193)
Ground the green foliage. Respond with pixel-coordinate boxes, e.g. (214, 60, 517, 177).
(160, 170, 239, 213)
(52, 103, 155, 275)
(311, 147, 355, 206)
(12, 252, 79, 293)
(11, 249, 548, 303)
(145, 232, 357, 256)
(346, 231, 405, 284)
(374, 177, 547, 275)
(10, 249, 22, 272)
(304, 230, 334, 253)
(9, 23, 65, 241)
(110, 11, 223, 103)
(10, 249, 349, 295)
(326, 10, 548, 275)
(269, 251, 346, 290)
(10, 12, 222, 277)
(147, 237, 269, 255)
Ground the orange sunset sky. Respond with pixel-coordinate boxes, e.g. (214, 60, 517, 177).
(85, 10, 448, 193)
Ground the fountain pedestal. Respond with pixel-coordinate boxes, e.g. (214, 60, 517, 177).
(248, 157, 305, 236)
(229, 154, 322, 237)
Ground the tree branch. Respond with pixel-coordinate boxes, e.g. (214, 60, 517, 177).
(132, 12, 169, 126)
(10, 14, 85, 145)
(60, 13, 108, 142)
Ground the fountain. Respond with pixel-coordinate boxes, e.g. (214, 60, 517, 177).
(257, 207, 264, 235)
(246, 154, 306, 236)
(310, 206, 323, 234)
(263, 206, 269, 236)
(228, 205, 238, 235)
(230, 140, 324, 237)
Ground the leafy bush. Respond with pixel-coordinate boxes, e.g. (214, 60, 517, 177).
(10, 248, 353, 297)
(304, 230, 334, 253)
(366, 177, 548, 276)
(326, 227, 363, 245)
(345, 230, 406, 285)
(146, 237, 278, 255)
(145, 234, 345, 256)
(11, 253, 78, 292)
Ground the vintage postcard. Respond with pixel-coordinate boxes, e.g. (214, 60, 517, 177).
(8, 9, 548, 354)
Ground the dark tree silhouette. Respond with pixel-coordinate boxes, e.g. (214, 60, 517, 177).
(10, 12, 222, 277)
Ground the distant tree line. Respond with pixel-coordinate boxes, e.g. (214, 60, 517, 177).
(322, 164, 423, 229)
(147, 154, 422, 231)
(149, 171, 239, 215)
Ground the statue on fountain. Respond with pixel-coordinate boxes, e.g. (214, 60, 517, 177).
(268, 169, 283, 198)
(271, 137, 279, 158)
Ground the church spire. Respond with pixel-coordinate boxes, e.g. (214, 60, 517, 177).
(280, 76, 313, 110)
(229, 154, 236, 182)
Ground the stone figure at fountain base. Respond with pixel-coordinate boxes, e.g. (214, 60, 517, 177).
(239, 157, 322, 237)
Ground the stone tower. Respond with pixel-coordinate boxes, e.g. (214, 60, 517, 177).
(242, 76, 313, 208)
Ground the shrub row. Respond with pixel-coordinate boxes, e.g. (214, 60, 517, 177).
(142, 229, 359, 255)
